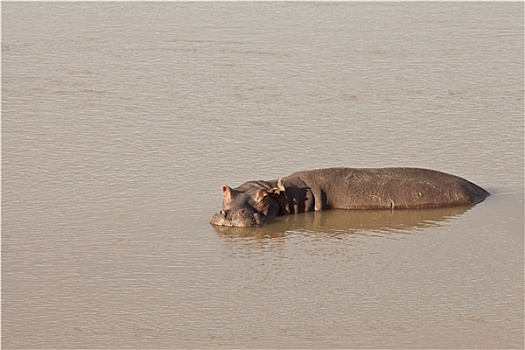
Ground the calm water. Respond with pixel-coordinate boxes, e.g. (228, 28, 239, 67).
(2, 2, 524, 349)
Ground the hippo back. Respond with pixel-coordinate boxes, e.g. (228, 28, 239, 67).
(286, 167, 489, 210)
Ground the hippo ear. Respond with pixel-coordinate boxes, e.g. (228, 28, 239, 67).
(256, 189, 270, 202)
(221, 185, 233, 205)
(221, 185, 232, 196)
(277, 178, 286, 192)
(268, 187, 281, 198)
(256, 188, 280, 202)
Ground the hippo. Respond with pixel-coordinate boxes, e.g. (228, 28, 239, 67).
(209, 167, 490, 227)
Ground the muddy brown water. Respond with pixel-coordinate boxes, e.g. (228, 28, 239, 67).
(2, 2, 523, 349)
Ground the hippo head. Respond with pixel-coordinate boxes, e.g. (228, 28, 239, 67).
(209, 181, 286, 227)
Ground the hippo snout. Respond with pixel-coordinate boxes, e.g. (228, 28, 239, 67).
(209, 209, 264, 227)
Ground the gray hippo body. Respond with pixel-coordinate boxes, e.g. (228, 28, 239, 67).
(209, 167, 490, 227)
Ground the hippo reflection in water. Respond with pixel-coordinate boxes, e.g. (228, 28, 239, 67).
(209, 167, 490, 228)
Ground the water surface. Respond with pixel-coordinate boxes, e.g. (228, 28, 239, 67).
(2, 2, 523, 349)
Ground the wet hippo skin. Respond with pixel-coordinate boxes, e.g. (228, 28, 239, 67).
(209, 167, 490, 227)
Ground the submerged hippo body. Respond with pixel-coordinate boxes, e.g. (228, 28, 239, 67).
(209, 167, 490, 227)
